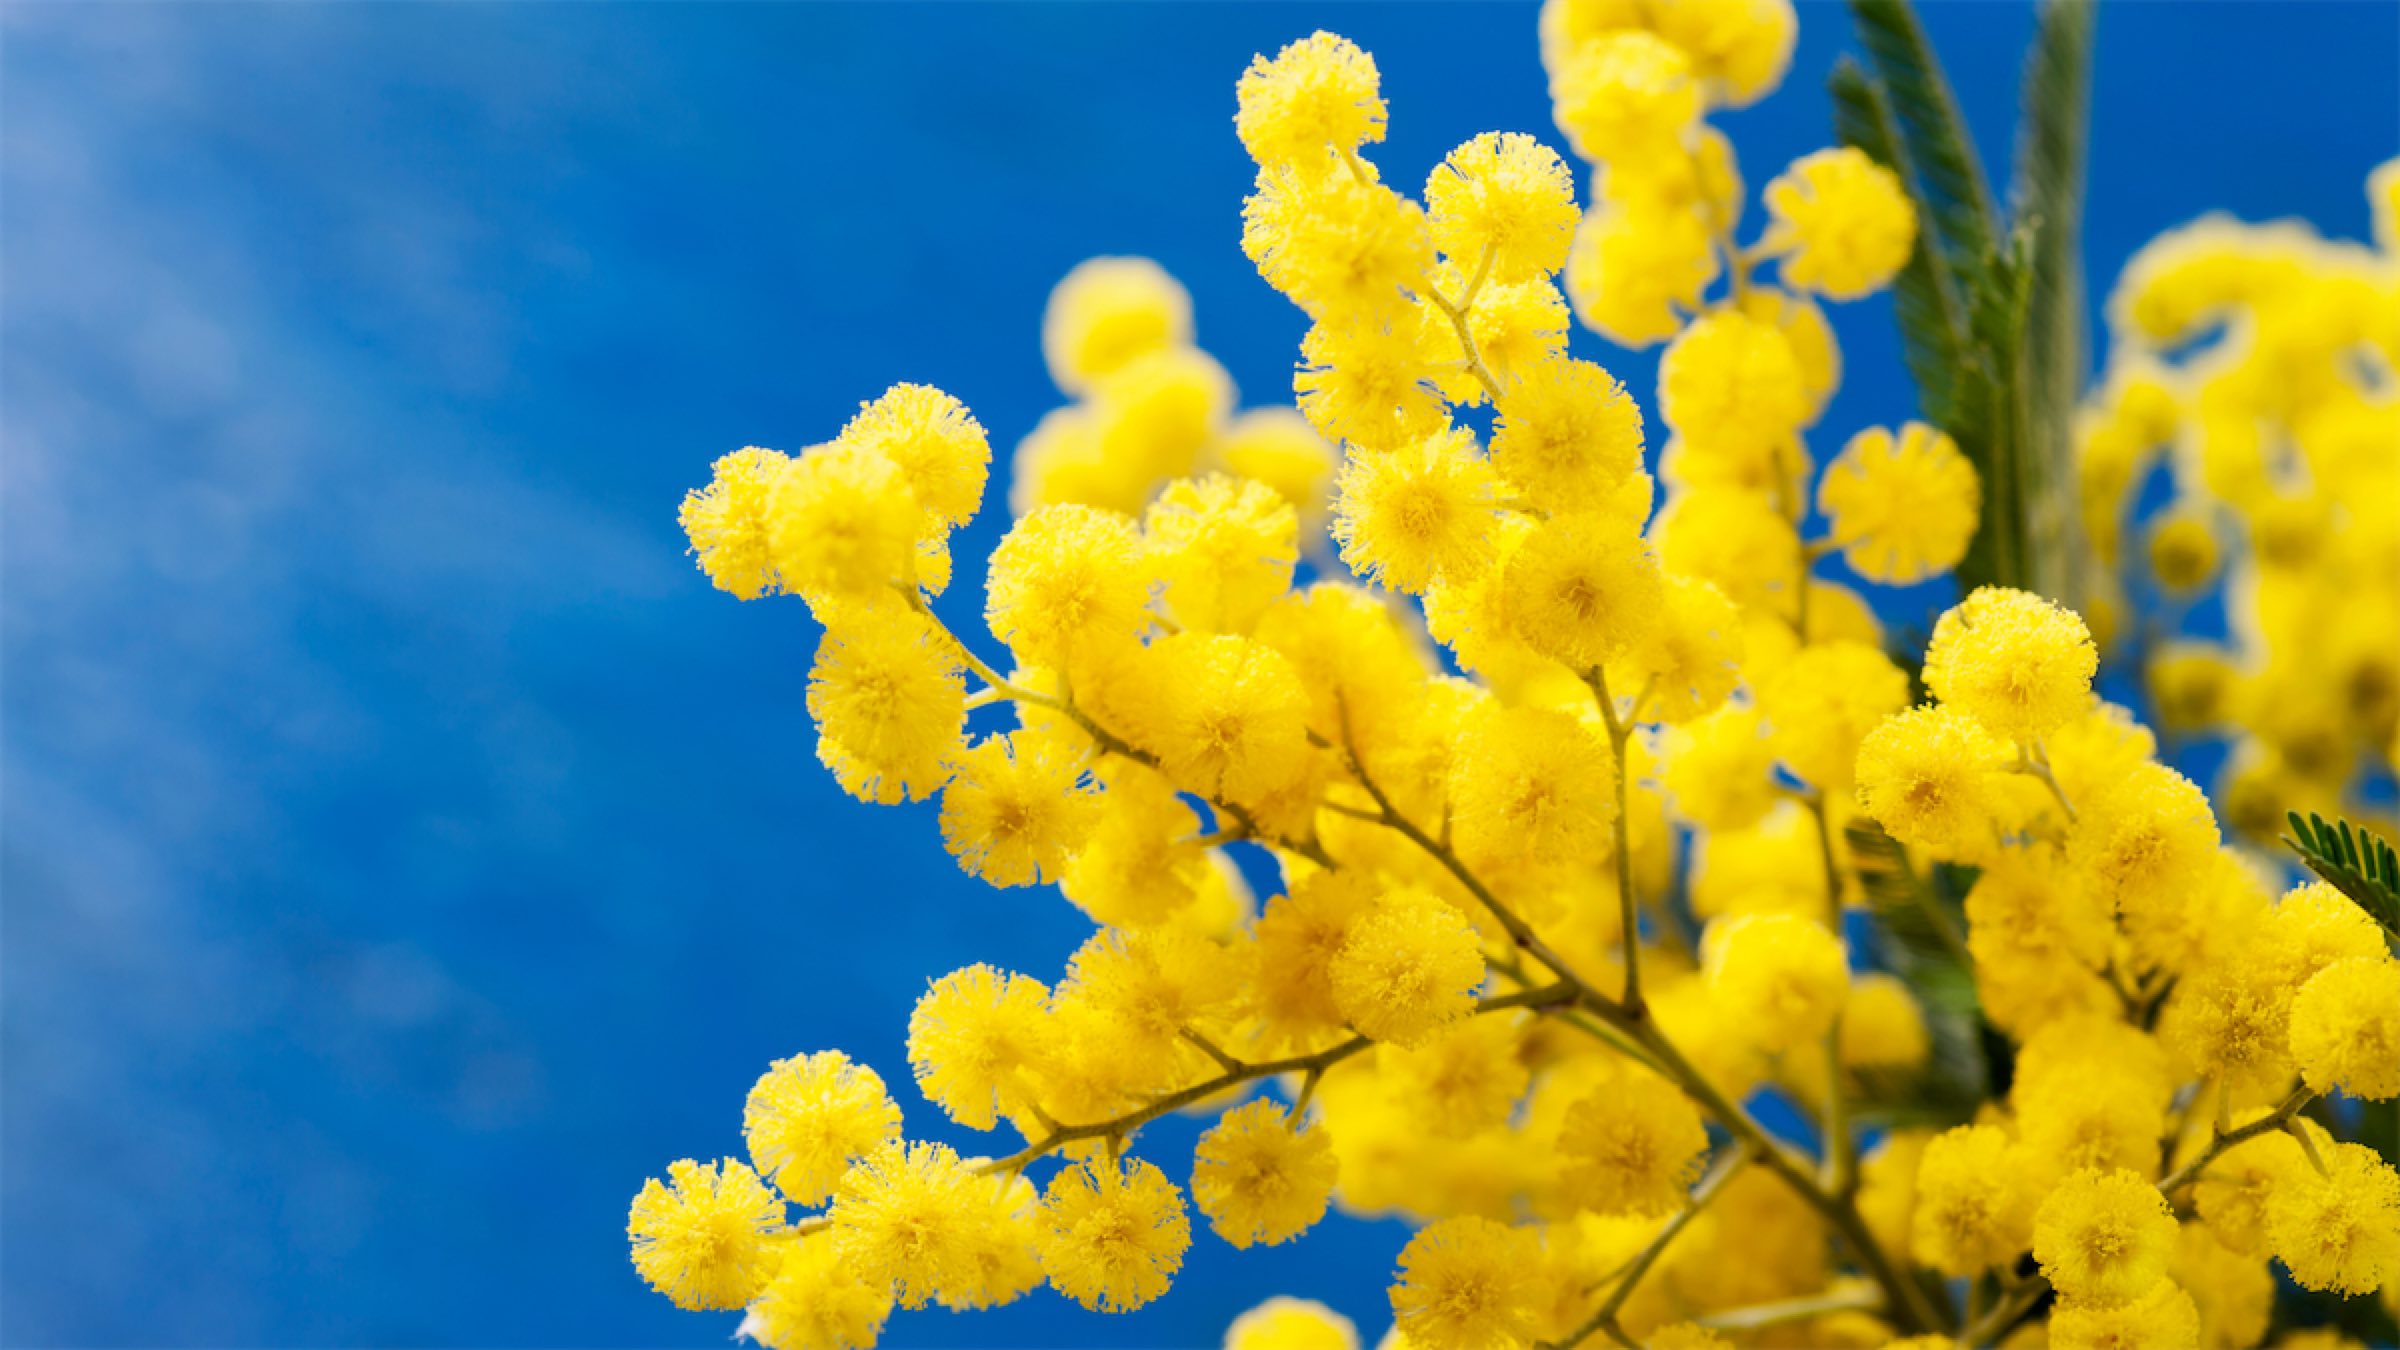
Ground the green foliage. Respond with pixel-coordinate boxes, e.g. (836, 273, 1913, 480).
(1831, 0, 2096, 604)
(1844, 817, 1988, 1124)
(2283, 810, 2400, 940)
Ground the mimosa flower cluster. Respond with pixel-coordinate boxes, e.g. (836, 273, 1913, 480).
(642, 6, 2400, 1350)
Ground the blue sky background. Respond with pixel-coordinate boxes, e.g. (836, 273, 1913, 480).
(3, 3, 2393, 1346)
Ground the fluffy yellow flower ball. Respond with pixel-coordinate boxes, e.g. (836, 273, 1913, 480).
(1489, 356, 1645, 514)
(1328, 890, 1486, 1048)
(1658, 309, 1813, 462)
(2288, 955, 2400, 1099)
(1218, 409, 1338, 535)
(1236, 31, 1388, 170)
(627, 1157, 788, 1311)
(1245, 162, 1433, 323)
(769, 442, 923, 606)
(984, 504, 1150, 667)
(1426, 131, 1580, 282)
(1449, 703, 1619, 866)
(2047, 1279, 2202, 1350)
(806, 601, 967, 805)
(1817, 422, 1981, 584)
(826, 1141, 999, 1310)
(906, 964, 1055, 1131)
(1226, 1296, 1359, 1350)
(837, 382, 991, 529)
(1332, 426, 1500, 593)
(938, 731, 1100, 888)
(1041, 257, 1194, 396)
(2264, 1141, 2400, 1296)
(2033, 1167, 2178, 1307)
(1133, 632, 1313, 804)
(1702, 913, 1848, 1054)
(1762, 147, 1917, 300)
(1389, 1216, 1543, 1350)
(1504, 509, 1666, 672)
(738, 1240, 896, 1350)
(1853, 703, 2007, 858)
(680, 445, 791, 600)
(1564, 201, 1718, 347)
(1911, 1124, 2034, 1276)
(1840, 972, 1930, 1073)
(1297, 317, 1448, 451)
(743, 1051, 905, 1207)
(1756, 639, 1911, 790)
(1549, 29, 1701, 164)
(1924, 586, 2099, 742)
(1191, 1099, 1339, 1248)
(1035, 1155, 1193, 1312)
(1559, 1071, 1708, 1214)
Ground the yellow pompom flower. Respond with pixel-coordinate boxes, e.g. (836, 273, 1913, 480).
(2048, 1279, 2202, 1350)
(1192, 1099, 1338, 1248)
(1737, 286, 1841, 419)
(826, 1140, 995, 1310)
(1559, 1072, 1707, 1215)
(937, 731, 1100, 888)
(2161, 954, 2298, 1100)
(1226, 1296, 1359, 1350)
(1328, 890, 1486, 1048)
(1504, 509, 1665, 672)
(1389, 1216, 1542, 1350)
(1662, 703, 1779, 830)
(1251, 871, 1378, 1050)
(1658, 309, 1813, 461)
(837, 383, 990, 530)
(1419, 274, 1572, 403)
(907, 964, 1055, 1131)
(806, 601, 967, 805)
(1702, 913, 1848, 1055)
(1756, 639, 1911, 790)
(2147, 509, 2220, 592)
(1550, 29, 1700, 164)
(1449, 704, 1618, 867)
(1564, 201, 1718, 347)
(1374, 1013, 1529, 1138)
(744, 1051, 905, 1208)
(1426, 131, 1579, 282)
(1062, 924, 1246, 1066)
(2265, 1141, 2400, 1296)
(1035, 1156, 1193, 1313)
(738, 1240, 895, 1350)
(1134, 633, 1313, 805)
(1923, 587, 2099, 742)
(1042, 257, 1193, 396)
(627, 1157, 788, 1311)
(1060, 767, 1217, 929)
(1817, 422, 1981, 584)
(1143, 475, 1298, 635)
(2147, 642, 2241, 733)
(1489, 356, 1645, 514)
(1236, 31, 1387, 170)
(1653, 485, 1800, 609)
(1332, 426, 1500, 593)
(1093, 345, 1235, 485)
(1911, 1125, 2035, 1276)
(984, 505, 1150, 667)
(1761, 147, 1916, 300)
(1296, 317, 1449, 451)
(769, 442, 922, 605)
(1219, 409, 1339, 535)
(2033, 1168, 2178, 1307)
(1617, 573, 1743, 724)
(2289, 957, 2400, 1100)
(1840, 972, 1930, 1073)
(1244, 163, 1433, 323)
(681, 446, 791, 600)
(2066, 762, 2220, 922)
(1853, 704, 2007, 858)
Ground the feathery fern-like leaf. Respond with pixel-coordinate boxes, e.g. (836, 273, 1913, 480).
(1846, 0, 1998, 288)
(2284, 810, 2400, 940)
(2012, 0, 2096, 603)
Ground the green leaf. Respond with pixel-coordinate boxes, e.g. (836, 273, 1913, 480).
(1830, 59, 1968, 430)
(2010, 0, 2097, 604)
(2283, 811, 2400, 940)
(1845, 0, 1999, 290)
(1845, 817, 1988, 1123)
